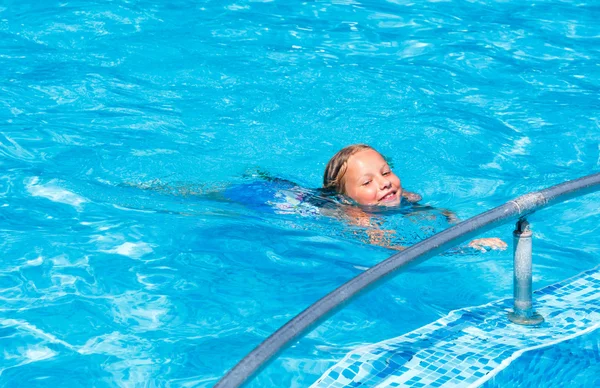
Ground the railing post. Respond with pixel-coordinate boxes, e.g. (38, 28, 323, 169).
(508, 219, 544, 325)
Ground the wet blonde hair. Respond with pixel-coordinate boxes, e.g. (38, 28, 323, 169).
(323, 144, 375, 194)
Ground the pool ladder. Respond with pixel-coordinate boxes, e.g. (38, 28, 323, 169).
(216, 172, 600, 387)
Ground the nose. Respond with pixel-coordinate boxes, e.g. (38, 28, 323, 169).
(378, 176, 391, 190)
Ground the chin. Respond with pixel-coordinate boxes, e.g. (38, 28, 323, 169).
(377, 199, 401, 207)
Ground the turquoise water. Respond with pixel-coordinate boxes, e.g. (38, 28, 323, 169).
(1, 0, 599, 386)
(487, 331, 600, 387)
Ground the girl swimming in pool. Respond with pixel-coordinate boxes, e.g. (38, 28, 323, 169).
(323, 144, 507, 251)
(126, 144, 505, 251)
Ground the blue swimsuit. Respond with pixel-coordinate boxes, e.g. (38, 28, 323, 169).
(223, 179, 453, 246)
(223, 179, 323, 217)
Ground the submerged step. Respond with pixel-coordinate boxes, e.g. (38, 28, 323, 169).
(313, 266, 600, 387)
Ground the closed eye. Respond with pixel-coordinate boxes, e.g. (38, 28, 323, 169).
(362, 180, 372, 186)
(382, 171, 391, 176)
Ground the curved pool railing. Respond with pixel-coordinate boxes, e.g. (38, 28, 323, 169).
(215, 172, 600, 388)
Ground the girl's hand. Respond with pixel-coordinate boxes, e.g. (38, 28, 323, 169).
(468, 238, 507, 252)
(402, 191, 422, 203)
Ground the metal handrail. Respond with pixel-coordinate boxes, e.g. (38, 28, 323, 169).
(216, 172, 600, 387)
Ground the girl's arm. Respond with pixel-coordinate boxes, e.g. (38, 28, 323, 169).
(337, 188, 506, 253)
(343, 206, 406, 251)
(402, 192, 507, 251)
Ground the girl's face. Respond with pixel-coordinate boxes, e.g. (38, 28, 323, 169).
(343, 149, 402, 206)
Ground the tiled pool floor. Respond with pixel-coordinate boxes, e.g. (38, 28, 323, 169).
(313, 266, 600, 387)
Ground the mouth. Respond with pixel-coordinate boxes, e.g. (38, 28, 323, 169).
(378, 190, 398, 203)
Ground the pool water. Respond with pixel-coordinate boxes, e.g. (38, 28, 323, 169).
(486, 331, 600, 387)
(1, 0, 599, 386)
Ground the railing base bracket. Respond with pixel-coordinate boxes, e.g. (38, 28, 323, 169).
(507, 311, 544, 326)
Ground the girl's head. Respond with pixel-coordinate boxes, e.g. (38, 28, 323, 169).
(323, 144, 402, 206)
